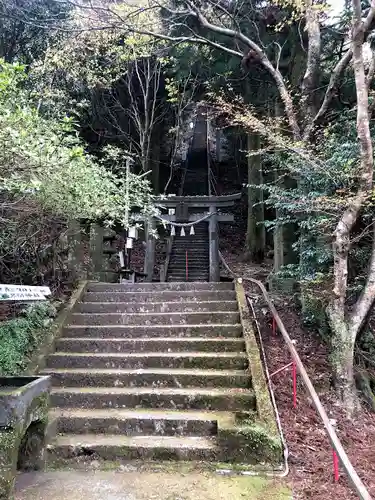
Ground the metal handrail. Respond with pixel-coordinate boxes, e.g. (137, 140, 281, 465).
(219, 251, 372, 500)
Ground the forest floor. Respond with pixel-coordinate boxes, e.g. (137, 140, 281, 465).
(221, 250, 375, 499)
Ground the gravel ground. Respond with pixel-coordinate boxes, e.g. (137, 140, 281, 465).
(15, 470, 290, 500)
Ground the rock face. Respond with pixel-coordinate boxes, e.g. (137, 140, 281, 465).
(43, 281, 282, 467)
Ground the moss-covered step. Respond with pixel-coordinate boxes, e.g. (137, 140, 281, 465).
(217, 422, 283, 465)
(50, 387, 256, 411)
(76, 301, 238, 314)
(61, 324, 243, 339)
(83, 290, 237, 303)
(46, 352, 249, 370)
(54, 337, 246, 354)
(51, 408, 233, 436)
(86, 282, 234, 293)
(68, 311, 240, 326)
(41, 367, 251, 388)
(47, 434, 218, 462)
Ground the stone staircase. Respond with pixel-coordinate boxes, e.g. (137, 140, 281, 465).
(43, 281, 281, 466)
(167, 223, 209, 282)
(182, 151, 209, 196)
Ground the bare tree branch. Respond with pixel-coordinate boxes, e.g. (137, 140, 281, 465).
(306, 3, 375, 139)
(183, 0, 301, 138)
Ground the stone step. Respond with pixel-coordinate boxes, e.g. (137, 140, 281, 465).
(170, 255, 208, 260)
(69, 311, 240, 326)
(51, 387, 255, 411)
(173, 236, 207, 241)
(47, 352, 248, 370)
(167, 279, 209, 283)
(171, 246, 208, 250)
(167, 270, 208, 275)
(166, 275, 209, 279)
(62, 324, 243, 339)
(76, 301, 238, 314)
(55, 337, 246, 353)
(171, 257, 207, 261)
(168, 259, 209, 271)
(172, 237, 207, 241)
(172, 250, 208, 254)
(173, 240, 207, 244)
(173, 241, 207, 245)
(51, 408, 232, 436)
(172, 246, 208, 252)
(48, 434, 218, 462)
(173, 233, 207, 237)
(167, 275, 212, 283)
(87, 282, 234, 292)
(82, 291, 236, 303)
(174, 235, 207, 239)
(168, 265, 208, 271)
(171, 251, 209, 262)
(42, 367, 251, 388)
(167, 271, 209, 277)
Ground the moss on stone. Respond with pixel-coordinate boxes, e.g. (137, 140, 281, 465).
(0, 379, 51, 499)
(26, 281, 88, 375)
(0, 426, 22, 500)
(232, 281, 283, 465)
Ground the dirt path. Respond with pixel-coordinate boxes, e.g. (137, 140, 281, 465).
(15, 470, 290, 500)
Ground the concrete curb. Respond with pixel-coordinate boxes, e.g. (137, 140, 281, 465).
(235, 280, 283, 463)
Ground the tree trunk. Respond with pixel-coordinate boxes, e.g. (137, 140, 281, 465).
(152, 142, 160, 194)
(244, 132, 265, 262)
(272, 100, 296, 273)
(273, 216, 284, 271)
(328, 309, 357, 414)
(325, 0, 375, 412)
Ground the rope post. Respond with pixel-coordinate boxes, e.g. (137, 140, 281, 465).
(333, 450, 340, 482)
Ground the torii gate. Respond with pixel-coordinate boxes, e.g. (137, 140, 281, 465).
(144, 193, 242, 282)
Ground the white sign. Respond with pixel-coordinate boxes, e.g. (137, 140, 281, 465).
(0, 285, 51, 301)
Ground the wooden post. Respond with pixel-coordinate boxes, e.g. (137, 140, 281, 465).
(209, 206, 220, 282)
(89, 223, 104, 281)
(144, 217, 156, 282)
